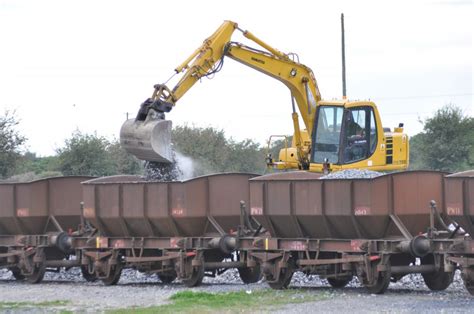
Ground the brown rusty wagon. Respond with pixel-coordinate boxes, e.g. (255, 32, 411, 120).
(78, 173, 262, 286)
(246, 170, 473, 294)
(0, 176, 92, 283)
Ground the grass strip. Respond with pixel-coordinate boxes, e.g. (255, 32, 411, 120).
(113, 288, 330, 313)
(0, 300, 69, 310)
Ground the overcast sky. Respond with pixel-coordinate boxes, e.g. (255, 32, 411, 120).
(0, 0, 472, 156)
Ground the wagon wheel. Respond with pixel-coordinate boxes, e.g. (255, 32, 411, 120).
(361, 260, 391, 294)
(238, 264, 262, 284)
(265, 259, 294, 290)
(327, 275, 352, 288)
(25, 263, 46, 284)
(22, 252, 46, 284)
(364, 270, 390, 294)
(267, 266, 293, 290)
(421, 255, 454, 291)
(158, 272, 177, 284)
(422, 271, 454, 291)
(101, 264, 122, 286)
(182, 257, 205, 288)
(461, 267, 474, 296)
(81, 265, 97, 282)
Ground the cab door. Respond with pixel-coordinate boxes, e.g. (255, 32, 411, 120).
(340, 107, 378, 164)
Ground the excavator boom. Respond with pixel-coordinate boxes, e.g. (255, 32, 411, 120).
(120, 20, 320, 164)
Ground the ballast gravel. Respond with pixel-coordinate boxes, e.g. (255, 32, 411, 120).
(320, 169, 384, 179)
(0, 268, 472, 312)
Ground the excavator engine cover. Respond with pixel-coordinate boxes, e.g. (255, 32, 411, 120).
(120, 118, 173, 163)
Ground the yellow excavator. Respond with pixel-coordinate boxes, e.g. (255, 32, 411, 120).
(120, 20, 409, 173)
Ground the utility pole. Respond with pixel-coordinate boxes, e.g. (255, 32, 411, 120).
(341, 13, 347, 99)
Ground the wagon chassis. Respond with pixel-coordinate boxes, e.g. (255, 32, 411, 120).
(64, 223, 474, 294)
(1, 227, 473, 294)
(2, 200, 474, 295)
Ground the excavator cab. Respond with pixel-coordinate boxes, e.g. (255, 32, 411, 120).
(309, 101, 408, 172)
(312, 102, 379, 166)
(312, 104, 376, 164)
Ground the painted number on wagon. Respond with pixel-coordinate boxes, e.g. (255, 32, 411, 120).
(172, 208, 185, 216)
(17, 208, 29, 217)
(354, 206, 370, 216)
(251, 207, 263, 215)
(447, 205, 462, 215)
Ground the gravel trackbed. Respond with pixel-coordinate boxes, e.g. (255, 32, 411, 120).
(0, 268, 473, 313)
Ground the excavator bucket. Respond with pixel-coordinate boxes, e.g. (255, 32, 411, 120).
(120, 118, 173, 163)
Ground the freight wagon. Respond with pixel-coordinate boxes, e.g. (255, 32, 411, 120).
(0, 171, 472, 295)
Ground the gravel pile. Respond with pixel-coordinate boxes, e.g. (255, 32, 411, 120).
(320, 169, 384, 179)
(144, 159, 182, 181)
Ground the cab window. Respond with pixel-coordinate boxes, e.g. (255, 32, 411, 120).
(312, 106, 344, 163)
(342, 107, 377, 163)
(369, 110, 377, 155)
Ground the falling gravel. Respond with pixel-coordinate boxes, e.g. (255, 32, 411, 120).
(142, 146, 184, 182)
(144, 160, 182, 181)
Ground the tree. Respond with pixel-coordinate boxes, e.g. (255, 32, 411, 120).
(408, 133, 426, 170)
(226, 139, 266, 174)
(57, 131, 115, 176)
(108, 140, 143, 175)
(410, 105, 473, 172)
(0, 111, 26, 178)
(56, 132, 143, 177)
(172, 125, 266, 176)
(16, 152, 60, 175)
(172, 125, 232, 175)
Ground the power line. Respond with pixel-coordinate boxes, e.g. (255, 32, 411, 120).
(373, 93, 473, 101)
(381, 112, 452, 117)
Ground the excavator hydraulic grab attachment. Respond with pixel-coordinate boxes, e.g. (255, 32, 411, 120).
(120, 115, 173, 163)
(120, 87, 174, 163)
(120, 116, 172, 163)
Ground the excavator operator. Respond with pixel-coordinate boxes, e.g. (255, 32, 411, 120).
(343, 114, 368, 163)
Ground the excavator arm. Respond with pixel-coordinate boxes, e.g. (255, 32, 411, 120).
(121, 20, 321, 166)
(225, 42, 320, 167)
